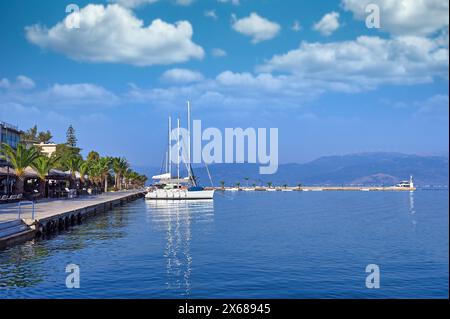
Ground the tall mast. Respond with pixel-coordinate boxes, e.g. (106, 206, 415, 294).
(187, 101, 191, 180)
(187, 101, 191, 165)
(168, 116, 172, 177)
(177, 116, 180, 183)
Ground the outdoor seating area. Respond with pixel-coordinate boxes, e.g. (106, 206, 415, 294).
(0, 193, 23, 203)
(1, 140, 147, 206)
(0, 165, 103, 204)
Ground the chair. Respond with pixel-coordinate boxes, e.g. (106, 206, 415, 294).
(7, 195, 17, 203)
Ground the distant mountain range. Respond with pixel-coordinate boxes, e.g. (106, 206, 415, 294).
(134, 152, 449, 187)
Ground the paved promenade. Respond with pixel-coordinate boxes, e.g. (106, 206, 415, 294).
(0, 190, 145, 223)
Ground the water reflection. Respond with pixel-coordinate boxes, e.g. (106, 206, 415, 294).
(0, 207, 130, 293)
(0, 243, 49, 289)
(145, 200, 214, 296)
(409, 191, 417, 230)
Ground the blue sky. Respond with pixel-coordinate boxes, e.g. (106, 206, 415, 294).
(0, 0, 448, 167)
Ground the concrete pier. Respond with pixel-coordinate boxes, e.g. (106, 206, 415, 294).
(213, 186, 416, 192)
(0, 190, 145, 249)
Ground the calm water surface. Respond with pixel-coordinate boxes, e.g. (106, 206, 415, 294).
(0, 190, 448, 298)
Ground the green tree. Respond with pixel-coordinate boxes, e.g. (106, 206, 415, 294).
(20, 125, 38, 144)
(21, 126, 53, 145)
(267, 182, 273, 188)
(66, 125, 77, 147)
(1, 143, 40, 194)
(123, 169, 143, 189)
(88, 160, 103, 187)
(112, 157, 129, 190)
(66, 156, 82, 188)
(86, 150, 100, 163)
(37, 130, 53, 143)
(220, 180, 225, 189)
(97, 157, 112, 192)
(53, 144, 81, 171)
(31, 155, 59, 197)
(78, 161, 90, 184)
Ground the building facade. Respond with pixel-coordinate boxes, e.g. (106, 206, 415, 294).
(0, 121, 21, 150)
(34, 143, 57, 157)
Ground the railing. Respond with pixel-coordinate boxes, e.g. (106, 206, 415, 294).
(0, 121, 19, 131)
(18, 201, 35, 220)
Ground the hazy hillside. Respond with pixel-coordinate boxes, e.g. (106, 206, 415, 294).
(136, 152, 449, 187)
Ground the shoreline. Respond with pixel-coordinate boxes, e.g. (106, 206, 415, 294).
(0, 190, 145, 250)
(209, 186, 417, 192)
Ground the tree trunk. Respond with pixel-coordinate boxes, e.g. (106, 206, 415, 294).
(39, 179, 46, 198)
(14, 176, 25, 195)
(69, 175, 76, 189)
(104, 176, 108, 193)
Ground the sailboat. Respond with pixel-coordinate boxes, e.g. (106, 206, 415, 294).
(145, 102, 215, 200)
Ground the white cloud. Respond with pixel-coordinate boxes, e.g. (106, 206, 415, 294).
(0, 102, 40, 115)
(258, 35, 449, 90)
(110, 0, 194, 7)
(41, 83, 118, 106)
(232, 12, 281, 43)
(16, 76, 36, 90)
(313, 12, 340, 36)
(0, 75, 35, 90)
(292, 20, 302, 32)
(342, 0, 449, 36)
(125, 70, 331, 111)
(26, 4, 204, 66)
(176, 0, 195, 5)
(218, 0, 240, 5)
(211, 48, 227, 57)
(109, 0, 158, 8)
(414, 94, 449, 117)
(160, 68, 204, 83)
(0, 77, 119, 110)
(0, 78, 10, 89)
(204, 10, 218, 20)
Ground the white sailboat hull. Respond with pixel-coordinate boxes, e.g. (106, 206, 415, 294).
(145, 189, 215, 200)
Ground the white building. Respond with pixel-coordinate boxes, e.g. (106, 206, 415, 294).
(34, 143, 57, 157)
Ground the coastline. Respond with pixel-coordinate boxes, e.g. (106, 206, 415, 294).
(0, 190, 145, 250)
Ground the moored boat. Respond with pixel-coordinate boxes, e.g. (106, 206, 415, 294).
(145, 102, 215, 200)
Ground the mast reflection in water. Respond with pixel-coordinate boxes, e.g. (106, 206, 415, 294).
(145, 200, 214, 296)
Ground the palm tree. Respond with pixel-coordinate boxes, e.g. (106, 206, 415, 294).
(97, 157, 112, 192)
(1, 143, 40, 195)
(236, 182, 241, 189)
(31, 155, 59, 197)
(122, 169, 146, 189)
(267, 181, 272, 188)
(112, 157, 129, 190)
(219, 180, 225, 190)
(66, 156, 81, 189)
(282, 184, 288, 189)
(123, 169, 132, 189)
(244, 177, 249, 187)
(136, 174, 147, 188)
(88, 161, 103, 189)
(297, 183, 302, 190)
(78, 160, 91, 191)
